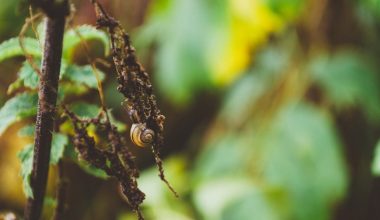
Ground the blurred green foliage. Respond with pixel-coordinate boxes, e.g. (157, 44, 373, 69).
(309, 51, 380, 121)
(0, 1, 25, 40)
(129, 0, 380, 220)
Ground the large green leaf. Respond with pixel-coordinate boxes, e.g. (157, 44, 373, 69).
(0, 93, 38, 135)
(260, 103, 348, 220)
(63, 64, 105, 88)
(63, 25, 110, 59)
(193, 101, 348, 220)
(0, 37, 41, 63)
(309, 51, 380, 121)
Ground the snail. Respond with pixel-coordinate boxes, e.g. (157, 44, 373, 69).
(130, 123, 155, 147)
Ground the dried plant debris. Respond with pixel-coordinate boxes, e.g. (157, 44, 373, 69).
(64, 107, 145, 219)
(90, 1, 177, 196)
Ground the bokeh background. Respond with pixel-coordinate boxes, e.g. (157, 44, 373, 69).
(1, 0, 380, 219)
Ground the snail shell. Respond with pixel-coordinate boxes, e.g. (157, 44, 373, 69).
(130, 123, 155, 147)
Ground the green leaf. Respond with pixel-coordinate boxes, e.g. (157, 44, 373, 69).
(18, 144, 34, 198)
(260, 102, 348, 220)
(18, 124, 35, 137)
(11, 59, 67, 90)
(309, 51, 380, 121)
(0, 37, 41, 63)
(58, 83, 88, 100)
(50, 133, 69, 165)
(18, 133, 68, 198)
(63, 25, 110, 59)
(137, 0, 214, 105)
(63, 64, 105, 88)
(70, 102, 100, 119)
(19, 60, 41, 89)
(137, 157, 192, 219)
(193, 178, 256, 220)
(221, 190, 283, 220)
(194, 101, 348, 220)
(0, 93, 38, 135)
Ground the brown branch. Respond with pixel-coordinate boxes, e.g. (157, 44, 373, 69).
(24, 1, 69, 220)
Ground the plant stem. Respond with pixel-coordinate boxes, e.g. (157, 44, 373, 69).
(24, 2, 67, 219)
